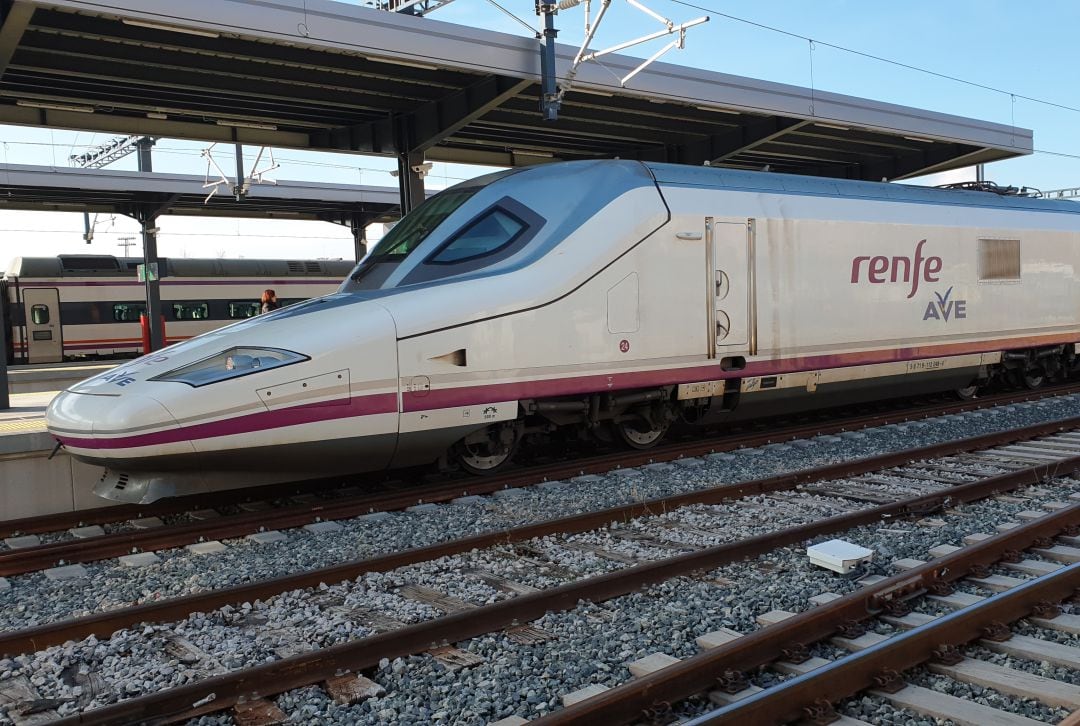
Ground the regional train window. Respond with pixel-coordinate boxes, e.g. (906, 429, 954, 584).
(113, 303, 147, 322)
(228, 302, 261, 319)
(29, 305, 49, 325)
(172, 302, 209, 320)
(427, 209, 526, 264)
(978, 238, 1021, 281)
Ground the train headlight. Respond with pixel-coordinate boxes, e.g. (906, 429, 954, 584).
(150, 347, 308, 387)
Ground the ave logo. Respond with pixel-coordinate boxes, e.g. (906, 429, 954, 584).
(922, 286, 967, 322)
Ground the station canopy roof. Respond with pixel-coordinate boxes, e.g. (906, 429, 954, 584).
(0, 0, 1033, 181)
(0, 163, 404, 223)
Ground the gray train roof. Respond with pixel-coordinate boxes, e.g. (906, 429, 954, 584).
(646, 162, 1080, 215)
(0, 0, 1031, 180)
(0, 163, 408, 222)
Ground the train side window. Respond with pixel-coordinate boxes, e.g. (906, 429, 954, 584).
(228, 302, 261, 319)
(113, 303, 147, 322)
(172, 302, 209, 320)
(30, 305, 49, 325)
(978, 238, 1021, 281)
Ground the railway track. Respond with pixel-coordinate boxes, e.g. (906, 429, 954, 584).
(2, 386, 1080, 582)
(3, 414, 1080, 723)
(538, 515, 1080, 725)
(4, 380, 1079, 545)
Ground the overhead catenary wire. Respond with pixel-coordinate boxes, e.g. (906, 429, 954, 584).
(667, 0, 1080, 117)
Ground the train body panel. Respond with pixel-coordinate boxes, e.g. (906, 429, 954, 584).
(659, 183, 1080, 368)
(42, 160, 1080, 502)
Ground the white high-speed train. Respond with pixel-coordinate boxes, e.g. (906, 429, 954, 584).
(45, 161, 1080, 503)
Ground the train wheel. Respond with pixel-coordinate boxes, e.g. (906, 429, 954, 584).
(955, 383, 979, 400)
(1022, 369, 1046, 390)
(453, 422, 519, 475)
(615, 417, 668, 450)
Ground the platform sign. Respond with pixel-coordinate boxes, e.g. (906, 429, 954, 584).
(137, 263, 159, 282)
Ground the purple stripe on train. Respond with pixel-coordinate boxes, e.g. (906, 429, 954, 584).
(56, 392, 398, 450)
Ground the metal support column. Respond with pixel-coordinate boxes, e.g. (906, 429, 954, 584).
(139, 213, 164, 351)
(537, 3, 560, 121)
(135, 138, 165, 352)
(396, 151, 426, 215)
(350, 213, 369, 262)
(233, 144, 245, 201)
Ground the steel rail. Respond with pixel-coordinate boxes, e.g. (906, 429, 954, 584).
(530, 507, 1080, 726)
(5, 379, 1076, 541)
(687, 563, 1080, 725)
(5, 400, 1080, 578)
(0, 471, 366, 540)
(46, 476, 1080, 724)
(4, 419, 1079, 660)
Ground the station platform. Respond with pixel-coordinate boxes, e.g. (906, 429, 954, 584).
(1, 390, 113, 519)
(7, 361, 117, 394)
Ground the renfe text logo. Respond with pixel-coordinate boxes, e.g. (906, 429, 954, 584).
(850, 239, 942, 299)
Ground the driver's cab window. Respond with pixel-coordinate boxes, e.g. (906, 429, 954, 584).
(428, 209, 526, 264)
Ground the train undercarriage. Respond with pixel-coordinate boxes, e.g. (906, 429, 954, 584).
(448, 344, 1080, 474)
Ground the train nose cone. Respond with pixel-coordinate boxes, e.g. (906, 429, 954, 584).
(46, 390, 191, 460)
(46, 389, 103, 437)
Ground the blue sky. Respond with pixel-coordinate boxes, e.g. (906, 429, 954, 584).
(1, 0, 1077, 261)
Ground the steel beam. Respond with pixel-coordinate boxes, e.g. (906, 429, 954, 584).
(861, 141, 985, 182)
(611, 117, 809, 167)
(8, 46, 417, 123)
(315, 75, 531, 156)
(0, 105, 310, 150)
(0, 1, 32, 80)
(408, 75, 531, 153)
(709, 118, 811, 164)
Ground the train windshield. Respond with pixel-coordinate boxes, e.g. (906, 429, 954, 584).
(348, 187, 481, 287)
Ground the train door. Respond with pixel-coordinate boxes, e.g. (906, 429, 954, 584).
(23, 288, 63, 363)
(707, 218, 750, 354)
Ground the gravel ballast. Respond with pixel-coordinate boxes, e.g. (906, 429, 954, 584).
(2, 471, 1075, 723)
